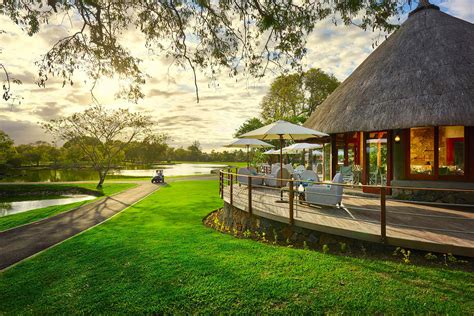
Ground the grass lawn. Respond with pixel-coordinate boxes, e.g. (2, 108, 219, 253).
(0, 180, 472, 313)
(0, 183, 136, 232)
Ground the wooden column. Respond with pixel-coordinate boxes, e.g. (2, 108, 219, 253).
(330, 134, 338, 179)
(380, 187, 387, 243)
(467, 127, 474, 181)
(288, 179, 294, 225)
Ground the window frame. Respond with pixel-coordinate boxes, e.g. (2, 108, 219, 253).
(406, 126, 468, 181)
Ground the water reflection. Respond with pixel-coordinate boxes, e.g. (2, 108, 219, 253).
(0, 163, 226, 182)
(0, 195, 96, 217)
(112, 163, 226, 177)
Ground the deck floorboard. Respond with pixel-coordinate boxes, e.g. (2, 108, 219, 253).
(223, 184, 474, 255)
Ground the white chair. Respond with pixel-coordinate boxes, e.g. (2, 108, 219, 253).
(295, 165, 306, 173)
(299, 170, 319, 183)
(264, 167, 290, 187)
(270, 164, 280, 174)
(305, 173, 344, 206)
(284, 164, 294, 174)
(237, 168, 263, 186)
(340, 166, 354, 184)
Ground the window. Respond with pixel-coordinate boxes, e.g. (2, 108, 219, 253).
(408, 126, 468, 179)
(410, 127, 435, 175)
(439, 126, 464, 176)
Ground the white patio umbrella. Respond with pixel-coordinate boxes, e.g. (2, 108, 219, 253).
(263, 149, 279, 155)
(281, 143, 322, 154)
(240, 120, 328, 188)
(225, 138, 274, 168)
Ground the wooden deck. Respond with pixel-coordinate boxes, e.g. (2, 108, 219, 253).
(223, 184, 474, 256)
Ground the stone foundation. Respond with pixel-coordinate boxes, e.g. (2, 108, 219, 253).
(206, 202, 375, 252)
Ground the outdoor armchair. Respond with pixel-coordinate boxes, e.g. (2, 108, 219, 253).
(304, 173, 344, 206)
(340, 166, 354, 184)
(295, 165, 306, 173)
(284, 164, 294, 174)
(264, 167, 290, 187)
(237, 167, 264, 186)
(297, 170, 319, 186)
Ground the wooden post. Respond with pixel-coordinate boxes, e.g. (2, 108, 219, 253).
(289, 179, 294, 224)
(230, 171, 233, 207)
(248, 175, 252, 215)
(380, 186, 386, 243)
(219, 171, 223, 199)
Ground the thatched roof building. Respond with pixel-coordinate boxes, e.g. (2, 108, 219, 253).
(304, 4, 474, 134)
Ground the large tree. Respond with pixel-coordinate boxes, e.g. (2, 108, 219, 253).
(260, 68, 340, 124)
(0, 1, 406, 103)
(234, 117, 265, 137)
(42, 105, 153, 188)
(0, 130, 15, 164)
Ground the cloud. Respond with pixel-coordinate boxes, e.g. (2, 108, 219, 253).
(0, 119, 52, 145)
(1, 3, 471, 151)
(147, 88, 186, 98)
(438, 0, 474, 22)
(33, 102, 64, 120)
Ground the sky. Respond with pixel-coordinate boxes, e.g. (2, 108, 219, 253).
(0, 0, 473, 152)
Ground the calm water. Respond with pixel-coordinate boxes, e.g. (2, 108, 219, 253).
(0, 195, 96, 217)
(0, 163, 226, 182)
(112, 163, 226, 177)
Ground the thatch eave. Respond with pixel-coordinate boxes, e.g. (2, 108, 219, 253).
(304, 7, 474, 134)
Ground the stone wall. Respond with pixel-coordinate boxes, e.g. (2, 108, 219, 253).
(209, 202, 372, 251)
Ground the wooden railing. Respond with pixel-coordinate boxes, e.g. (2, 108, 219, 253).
(218, 169, 474, 246)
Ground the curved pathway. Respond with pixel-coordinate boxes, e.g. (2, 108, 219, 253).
(0, 182, 159, 270)
(0, 174, 218, 270)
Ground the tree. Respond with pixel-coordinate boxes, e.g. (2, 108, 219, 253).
(260, 73, 305, 124)
(234, 117, 265, 137)
(42, 105, 153, 188)
(260, 68, 340, 124)
(125, 134, 170, 164)
(187, 141, 203, 161)
(302, 68, 340, 118)
(0, 1, 404, 103)
(15, 141, 54, 167)
(0, 130, 15, 164)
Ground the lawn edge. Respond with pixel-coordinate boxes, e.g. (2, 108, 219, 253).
(0, 183, 155, 273)
(0, 183, 139, 234)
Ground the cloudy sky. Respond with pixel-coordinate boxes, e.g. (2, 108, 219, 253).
(0, 0, 473, 151)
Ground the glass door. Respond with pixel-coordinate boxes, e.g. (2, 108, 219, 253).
(366, 131, 388, 187)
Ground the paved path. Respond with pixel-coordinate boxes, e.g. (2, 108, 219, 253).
(0, 182, 159, 270)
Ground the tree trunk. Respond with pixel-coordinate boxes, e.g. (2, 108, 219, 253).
(97, 171, 106, 189)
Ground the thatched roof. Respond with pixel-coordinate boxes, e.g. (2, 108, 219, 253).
(304, 4, 474, 134)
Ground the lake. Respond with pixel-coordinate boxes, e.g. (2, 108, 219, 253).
(0, 163, 227, 182)
(0, 195, 96, 217)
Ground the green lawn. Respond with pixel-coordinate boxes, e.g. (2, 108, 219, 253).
(0, 180, 472, 313)
(0, 183, 136, 232)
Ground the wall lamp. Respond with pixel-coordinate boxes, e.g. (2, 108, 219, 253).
(394, 134, 401, 143)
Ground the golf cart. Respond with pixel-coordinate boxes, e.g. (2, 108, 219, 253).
(151, 169, 165, 184)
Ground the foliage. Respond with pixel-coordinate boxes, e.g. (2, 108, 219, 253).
(0, 180, 471, 314)
(15, 141, 57, 167)
(125, 134, 170, 164)
(0, 1, 405, 103)
(260, 68, 340, 124)
(0, 129, 250, 169)
(234, 117, 264, 137)
(393, 247, 411, 264)
(42, 104, 153, 188)
(0, 130, 15, 164)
